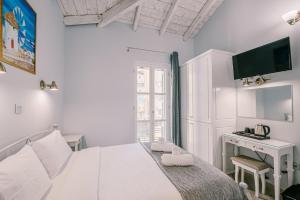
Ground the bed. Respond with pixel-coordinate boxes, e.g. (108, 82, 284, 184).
(46, 143, 244, 200)
(0, 129, 246, 200)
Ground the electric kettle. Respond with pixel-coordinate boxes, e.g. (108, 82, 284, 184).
(255, 124, 270, 137)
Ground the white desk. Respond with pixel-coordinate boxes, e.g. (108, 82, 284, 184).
(222, 133, 295, 200)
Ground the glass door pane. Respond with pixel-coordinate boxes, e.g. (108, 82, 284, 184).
(154, 121, 166, 142)
(154, 95, 166, 120)
(137, 68, 150, 93)
(137, 122, 151, 142)
(155, 69, 166, 93)
(137, 94, 150, 120)
(136, 66, 168, 142)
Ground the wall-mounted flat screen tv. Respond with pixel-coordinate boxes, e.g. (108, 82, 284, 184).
(233, 37, 292, 80)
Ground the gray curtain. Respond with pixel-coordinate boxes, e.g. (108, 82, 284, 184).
(170, 52, 182, 147)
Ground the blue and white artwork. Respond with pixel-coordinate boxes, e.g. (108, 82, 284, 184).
(1, 0, 36, 74)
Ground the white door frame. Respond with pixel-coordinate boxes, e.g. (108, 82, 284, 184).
(134, 61, 171, 142)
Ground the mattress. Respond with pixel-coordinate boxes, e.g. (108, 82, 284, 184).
(45, 143, 182, 200)
(45, 147, 100, 200)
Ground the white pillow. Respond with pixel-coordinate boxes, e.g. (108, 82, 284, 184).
(32, 130, 72, 178)
(0, 145, 51, 200)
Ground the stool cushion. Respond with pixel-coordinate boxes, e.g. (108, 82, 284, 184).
(231, 155, 269, 171)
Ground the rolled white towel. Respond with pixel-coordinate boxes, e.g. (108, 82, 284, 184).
(151, 143, 174, 152)
(172, 146, 183, 156)
(161, 154, 194, 166)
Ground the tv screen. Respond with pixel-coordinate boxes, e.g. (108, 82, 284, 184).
(233, 37, 292, 80)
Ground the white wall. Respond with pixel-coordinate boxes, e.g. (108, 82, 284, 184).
(63, 23, 194, 147)
(194, 0, 300, 184)
(0, 0, 65, 149)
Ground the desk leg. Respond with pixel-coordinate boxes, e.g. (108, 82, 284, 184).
(273, 153, 281, 200)
(222, 138, 227, 173)
(234, 145, 239, 156)
(287, 149, 294, 187)
(75, 143, 79, 151)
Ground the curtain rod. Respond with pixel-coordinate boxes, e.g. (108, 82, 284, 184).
(126, 47, 170, 55)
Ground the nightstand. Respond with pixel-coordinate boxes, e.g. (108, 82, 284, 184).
(63, 134, 83, 151)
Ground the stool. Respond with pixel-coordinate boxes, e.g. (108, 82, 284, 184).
(231, 155, 270, 198)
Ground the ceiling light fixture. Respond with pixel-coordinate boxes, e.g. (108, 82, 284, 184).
(282, 10, 300, 25)
(0, 62, 7, 74)
(40, 80, 59, 91)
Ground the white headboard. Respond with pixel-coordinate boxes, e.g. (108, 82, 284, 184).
(0, 125, 58, 161)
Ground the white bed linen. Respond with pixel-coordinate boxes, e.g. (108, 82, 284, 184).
(99, 143, 182, 200)
(45, 147, 100, 200)
(46, 143, 182, 200)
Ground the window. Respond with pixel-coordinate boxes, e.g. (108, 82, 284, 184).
(135, 64, 169, 142)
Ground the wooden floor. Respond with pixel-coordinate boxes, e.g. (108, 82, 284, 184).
(229, 172, 276, 200)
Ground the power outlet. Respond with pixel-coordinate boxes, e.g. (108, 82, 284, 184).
(14, 104, 22, 115)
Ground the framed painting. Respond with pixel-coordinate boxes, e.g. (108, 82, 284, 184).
(0, 0, 36, 74)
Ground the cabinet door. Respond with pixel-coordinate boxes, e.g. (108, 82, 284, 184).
(180, 66, 188, 119)
(194, 56, 211, 122)
(193, 122, 210, 162)
(187, 62, 195, 120)
(186, 120, 195, 154)
(181, 119, 187, 150)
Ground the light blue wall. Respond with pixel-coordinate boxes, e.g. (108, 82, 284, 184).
(193, 0, 300, 185)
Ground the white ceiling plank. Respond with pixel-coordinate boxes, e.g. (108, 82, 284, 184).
(73, 0, 88, 15)
(56, 0, 66, 16)
(98, 0, 142, 28)
(183, 0, 220, 41)
(96, 0, 105, 14)
(133, 5, 142, 31)
(60, 0, 77, 15)
(86, 0, 98, 14)
(159, 0, 180, 36)
(58, 0, 221, 38)
(64, 15, 101, 25)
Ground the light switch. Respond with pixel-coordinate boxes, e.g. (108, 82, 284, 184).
(15, 104, 22, 115)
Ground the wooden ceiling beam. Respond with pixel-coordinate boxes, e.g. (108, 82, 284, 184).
(183, 0, 219, 41)
(159, 0, 180, 36)
(98, 0, 142, 28)
(133, 5, 142, 31)
(64, 15, 101, 26)
(63, 0, 142, 26)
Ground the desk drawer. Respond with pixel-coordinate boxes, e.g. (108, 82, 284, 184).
(244, 141, 270, 154)
(224, 136, 272, 154)
(224, 136, 243, 146)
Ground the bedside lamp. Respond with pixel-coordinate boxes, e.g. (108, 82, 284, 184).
(40, 80, 59, 91)
(0, 62, 6, 74)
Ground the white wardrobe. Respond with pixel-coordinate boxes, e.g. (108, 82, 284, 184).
(181, 50, 236, 170)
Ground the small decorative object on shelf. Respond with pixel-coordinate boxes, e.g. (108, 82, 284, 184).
(63, 134, 83, 151)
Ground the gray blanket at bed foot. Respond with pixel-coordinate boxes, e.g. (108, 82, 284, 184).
(142, 143, 245, 200)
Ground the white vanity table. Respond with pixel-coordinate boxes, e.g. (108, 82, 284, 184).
(222, 133, 295, 200)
